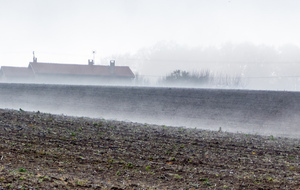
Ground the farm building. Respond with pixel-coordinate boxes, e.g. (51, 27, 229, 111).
(0, 59, 135, 85)
(0, 66, 35, 82)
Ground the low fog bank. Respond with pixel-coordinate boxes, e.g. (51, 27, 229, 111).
(103, 41, 300, 91)
(2, 42, 300, 91)
(0, 83, 299, 138)
(1, 74, 298, 92)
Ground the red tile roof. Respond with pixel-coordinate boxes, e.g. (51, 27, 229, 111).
(0, 66, 35, 77)
(29, 62, 135, 78)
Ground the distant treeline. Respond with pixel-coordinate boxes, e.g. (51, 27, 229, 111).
(159, 69, 244, 88)
(104, 41, 300, 89)
(106, 41, 300, 80)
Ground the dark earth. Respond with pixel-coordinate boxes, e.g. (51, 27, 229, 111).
(1, 84, 300, 138)
(0, 109, 299, 189)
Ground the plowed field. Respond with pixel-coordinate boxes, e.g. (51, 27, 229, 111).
(0, 109, 299, 189)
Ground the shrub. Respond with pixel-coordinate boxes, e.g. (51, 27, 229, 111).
(159, 69, 244, 88)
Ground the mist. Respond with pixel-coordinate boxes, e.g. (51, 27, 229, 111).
(1, 1, 300, 138)
(2, 1, 300, 91)
(107, 41, 300, 91)
(2, 41, 300, 91)
(2, 0, 300, 69)
(0, 83, 299, 138)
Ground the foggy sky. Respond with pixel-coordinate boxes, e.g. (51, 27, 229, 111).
(1, 0, 300, 77)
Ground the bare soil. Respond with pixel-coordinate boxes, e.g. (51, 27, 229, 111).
(0, 109, 299, 189)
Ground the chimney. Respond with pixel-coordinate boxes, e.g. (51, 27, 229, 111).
(33, 51, 37, 63)
(110, 60, 115, 74)
(88, 59, 94, 65)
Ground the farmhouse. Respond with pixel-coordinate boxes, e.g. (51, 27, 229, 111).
(0, 59, 135, 85)
(0, 66, 35, 82)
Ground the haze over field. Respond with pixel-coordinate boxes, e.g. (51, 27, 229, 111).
(1, 1, 300, 139)
(1, 0, 300, 90)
